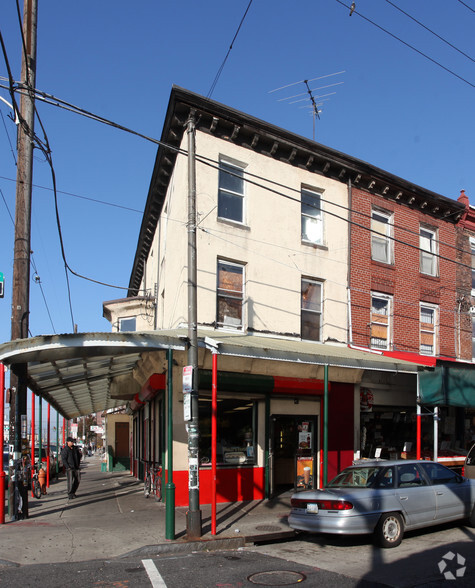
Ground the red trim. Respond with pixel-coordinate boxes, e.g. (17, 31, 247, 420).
(381, 350, 437, 367)
(273, 376, 328, 395)
(139, 373, 166, 402)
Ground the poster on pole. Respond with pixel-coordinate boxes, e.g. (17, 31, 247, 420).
(183, 366, 193, 421)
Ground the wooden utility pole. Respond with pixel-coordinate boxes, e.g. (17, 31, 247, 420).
(8, 0, 38, 519)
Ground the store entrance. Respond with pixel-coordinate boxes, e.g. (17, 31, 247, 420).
(269, 415, 317, 498)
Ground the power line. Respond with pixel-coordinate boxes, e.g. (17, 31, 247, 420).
(207, 0, 254, 99)
(334, 0, 475, 89)
(456, 0, 475, 14)
(384, 0, 475, 64)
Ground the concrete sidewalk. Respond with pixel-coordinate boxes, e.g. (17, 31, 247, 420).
(0, 454, 294, 566)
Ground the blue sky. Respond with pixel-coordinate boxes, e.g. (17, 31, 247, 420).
(1, 1, 474, 420)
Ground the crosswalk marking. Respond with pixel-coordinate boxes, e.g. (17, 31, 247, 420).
(142, 559, 167, 587)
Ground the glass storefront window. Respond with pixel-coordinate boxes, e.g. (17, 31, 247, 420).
(199, 398, 256, 466)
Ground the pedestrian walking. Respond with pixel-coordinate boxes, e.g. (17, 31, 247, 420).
(61, 437, 81, 499)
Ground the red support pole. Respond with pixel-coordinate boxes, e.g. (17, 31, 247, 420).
(0, 363, 5, 524)
(31, 392, 35, 497)
(211, 352, 217, 535)
(46, 403, 50, 488)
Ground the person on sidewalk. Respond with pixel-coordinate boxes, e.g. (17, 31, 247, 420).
(61, 437, 81, 499)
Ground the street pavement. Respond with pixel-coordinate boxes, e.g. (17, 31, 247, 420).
(0, 454, 294, 566)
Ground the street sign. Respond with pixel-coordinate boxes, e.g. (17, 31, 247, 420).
(0, 272, 4, 298)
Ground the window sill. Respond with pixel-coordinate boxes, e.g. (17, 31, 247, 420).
(217, 217, 250, 231)
(371, 259, 395, 270)
(302, 239, 327, 251)
(419, 272, 440, 281)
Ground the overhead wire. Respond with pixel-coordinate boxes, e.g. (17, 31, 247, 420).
(456, 0, 475, 14)
(207, 0, 254, 99)
(384, 0, 475, 64)
(334, 0, 475, 89)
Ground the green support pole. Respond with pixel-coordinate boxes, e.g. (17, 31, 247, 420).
(165, 349, 175, 539)
(323, 365, 329, 487)
(264, 394, 270, 499)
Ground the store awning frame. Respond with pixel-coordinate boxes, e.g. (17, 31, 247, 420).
(0, 329, 427, 419)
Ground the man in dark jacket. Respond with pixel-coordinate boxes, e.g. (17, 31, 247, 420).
(61, 437, 81, 499)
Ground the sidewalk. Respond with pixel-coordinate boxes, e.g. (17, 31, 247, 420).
(0, 454, 294, 566)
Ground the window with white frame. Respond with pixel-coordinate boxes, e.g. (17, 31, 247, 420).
(370, 294, 392, 350)
(218, 158, 245, 223)
(420, 304, 438, 355)
(371, 209, 393, 264)
(118, 316, 136, 332)
(420, 226, 438, 276)
(301, 278, 322, 341)
(301, 187, 323, 245)
(217, 260, 244, 329)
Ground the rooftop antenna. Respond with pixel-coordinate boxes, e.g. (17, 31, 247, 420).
(269, 71, 345, 140)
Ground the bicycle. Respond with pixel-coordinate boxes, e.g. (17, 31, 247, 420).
(31, 464, 42, 499)
(143, 460, 162, 501)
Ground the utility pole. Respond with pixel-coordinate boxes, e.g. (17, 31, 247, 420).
(8, 0, 38, 519)
(185, 111, 202, 539)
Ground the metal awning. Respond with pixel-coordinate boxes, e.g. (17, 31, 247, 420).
(0, 329, 425, 419)
(0, 331, 187, 419)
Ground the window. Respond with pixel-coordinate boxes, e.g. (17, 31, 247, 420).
(420, 226, 438, 276)
(218, 159, 245, 223)
(371, 209, 393, 264)
(370, 294, 391, 350)
(301, 279, 322, 341)
(471, 238, 475, 292)
(301, 188, 323, 244)
(118, 317, 136, 332)
(217, 260, 244, 329)
(198, 398, 257, 465)
(420, 304, 437, 355)
(419, 462, 458, 485)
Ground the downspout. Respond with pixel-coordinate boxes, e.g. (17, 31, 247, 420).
(347, 179, 353, 344)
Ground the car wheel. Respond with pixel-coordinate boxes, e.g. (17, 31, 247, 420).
(375, 512, 404, 548)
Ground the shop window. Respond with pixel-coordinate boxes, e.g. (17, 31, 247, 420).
(370, 294, 391, 350)
(420, 304, 437, 356)
(420, 226, 438, 276)
(301, 187, 323, 245)
(301, 278, 322, 341)
(198, 398, 256, 465)
(371, 209, 393, 264)
(218, 158, 245, 224)
(217, 260, 244, 330)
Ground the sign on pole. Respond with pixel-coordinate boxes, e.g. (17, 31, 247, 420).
(0, 272, 4, 298)
(183, 366, 193, 422)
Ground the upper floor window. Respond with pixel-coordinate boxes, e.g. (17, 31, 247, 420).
(370, 293, 391, 350)
(470, 238, 475, 292)
(420, 226, 438, 276)
(218, 159, 245, 223)
(420, 304, 438, 356)
(371, 209, 393, 264)
(217, 260, 244, 330)
(119, 317, 136, 332)
(301, 278, 322, 341)
(301, 188, 323, 245)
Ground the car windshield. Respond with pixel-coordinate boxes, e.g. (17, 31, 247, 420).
(327, 466, 381, 488)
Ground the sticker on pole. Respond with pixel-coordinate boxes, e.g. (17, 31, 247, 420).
(183, 366, 193, 421)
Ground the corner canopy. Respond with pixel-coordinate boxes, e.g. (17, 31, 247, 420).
(0, 329, 425, 419)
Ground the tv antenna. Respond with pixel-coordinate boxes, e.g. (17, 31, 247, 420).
(269, 71, 345, 140)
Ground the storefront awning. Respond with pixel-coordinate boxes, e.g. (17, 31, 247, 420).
(0, 329, 424, 419)
(419, 363, 475, 407)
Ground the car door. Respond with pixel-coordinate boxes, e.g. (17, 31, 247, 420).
(419, 462, 469, 521)
(396, 463, 437, 527)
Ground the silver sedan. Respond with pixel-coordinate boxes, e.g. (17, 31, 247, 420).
(288, 459, 475, 548)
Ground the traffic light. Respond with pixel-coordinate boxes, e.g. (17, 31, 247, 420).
(0, 272, 4, 298)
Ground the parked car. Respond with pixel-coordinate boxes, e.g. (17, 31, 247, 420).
(288, 459, 475, 548)
(464, 443, 475, 479)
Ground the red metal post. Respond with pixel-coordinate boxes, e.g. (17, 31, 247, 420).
(46, 403, 50, 488)
(211, 352, 217, 535)
(0, 363, 5, 524)
(416, 410, 422, 460)
(31, 392, 35, 497)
